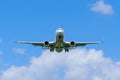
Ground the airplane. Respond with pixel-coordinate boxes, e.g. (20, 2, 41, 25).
(16, 28, 102, 53)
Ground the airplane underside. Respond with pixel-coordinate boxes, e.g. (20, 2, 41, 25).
(50, 47, 69, 53)
(50, 42, 69, 53)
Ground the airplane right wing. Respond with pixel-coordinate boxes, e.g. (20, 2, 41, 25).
(64, 41, 102, 48)
(75, 42, 102, 46)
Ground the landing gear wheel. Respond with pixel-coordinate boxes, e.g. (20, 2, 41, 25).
(65, 49, 69, 52)
(50, 48, 54, 52)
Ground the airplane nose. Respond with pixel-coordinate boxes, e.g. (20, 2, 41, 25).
(56, 28, 64, 33)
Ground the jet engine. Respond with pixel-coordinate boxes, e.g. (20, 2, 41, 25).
(70, 41, 75, 47)
(44, 41, 49, 46)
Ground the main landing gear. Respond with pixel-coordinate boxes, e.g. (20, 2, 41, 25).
(65, 48, 69, 52)
(50, 48, 54, 52)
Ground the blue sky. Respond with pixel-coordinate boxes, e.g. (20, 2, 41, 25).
(0, 0, 120, 79)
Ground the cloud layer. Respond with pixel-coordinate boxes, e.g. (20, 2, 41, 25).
(1, 49, 120, 80)
(91, 0, 114, 15)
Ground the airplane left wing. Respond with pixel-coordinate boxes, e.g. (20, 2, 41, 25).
(16, 41, 44, 46)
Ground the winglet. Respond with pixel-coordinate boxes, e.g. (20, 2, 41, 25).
(98, 41, 103, 44)
(15, 41, 25, 44)
(15, 41, 21, 43)
(101, 41, 103, 43)
(15, 41, 18, 43)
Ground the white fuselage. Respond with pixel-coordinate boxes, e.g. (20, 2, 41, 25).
(56, 28, 64, 42)
(55, 28, 64, 52)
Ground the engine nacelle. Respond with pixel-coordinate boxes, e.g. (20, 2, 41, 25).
(44, 41, 49, 46)
(70, 41, 75, 47)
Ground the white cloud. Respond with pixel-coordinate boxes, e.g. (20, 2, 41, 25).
(1, 49, 120, 80)
(12, 48, 25, 54)
(91, 0, 114, 15)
